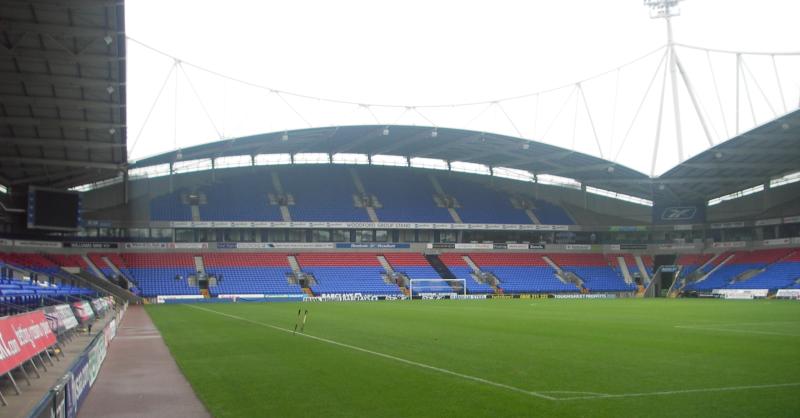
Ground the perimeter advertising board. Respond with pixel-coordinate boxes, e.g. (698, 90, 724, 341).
(0, 310, 57, 375)
(44, 304, 79, 335)
(70, 301, 95, 324)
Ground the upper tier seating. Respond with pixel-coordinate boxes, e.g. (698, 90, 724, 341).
(203, 253, 302, 295)
(146, 166, 574, 224)
(296, 253, 400, 295)
(150, 191, 192, 221)
(360, 168, 452, 223)
(436, 176, 531, 224)
(282, 166, 370, 222)
(532, 200, 574, 225)
(200, 178, 283, 221)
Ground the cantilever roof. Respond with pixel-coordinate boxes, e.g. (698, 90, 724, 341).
(130, 108, 800, 203)
(0, 0, 127, 189)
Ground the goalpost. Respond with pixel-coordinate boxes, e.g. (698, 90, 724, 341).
(408, 279, 467, 299)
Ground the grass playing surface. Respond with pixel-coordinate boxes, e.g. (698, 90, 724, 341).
(146, 299, 800, 418)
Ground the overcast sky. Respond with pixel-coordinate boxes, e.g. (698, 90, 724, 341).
(125, 0, 800, 176)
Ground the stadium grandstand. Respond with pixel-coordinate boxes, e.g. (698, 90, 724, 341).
(0, 1, 798, 417)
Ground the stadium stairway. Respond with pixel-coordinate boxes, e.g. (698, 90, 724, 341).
(429, 175, 463, 223)
(349, 168, 380, 222)
(74, 270, 141, 303)
(688, 253, 736, 288)
(634, 255, 650, 282)
(82, 254, 106, 279)
(541, 256, 586, 291)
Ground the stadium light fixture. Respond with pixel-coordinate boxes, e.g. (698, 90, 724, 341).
(108, 128, 116, 135)
(522, 143, 530, 150)
(658, 184, 666, 190)
(281, 132, 289, 142)
(643, 0, 683, 19)
(103, 34, 113, 45)
(106, 86, 115, 95)
(714, 151, 723, 159)
(382, 127, 390, 136)
(430, 128, 438, 138)
(607, 166, 615, 173)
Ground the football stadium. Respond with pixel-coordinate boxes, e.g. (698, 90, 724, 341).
(0, 1, 799, 417)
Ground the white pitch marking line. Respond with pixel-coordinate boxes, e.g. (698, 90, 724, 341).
(675, 325, 800, 337)
(185, 305, 800, 402)
(185, 304, 557, 401)
(556, 382, 800, 401)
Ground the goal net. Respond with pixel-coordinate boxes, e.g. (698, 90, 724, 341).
(408, 279, 467, 298)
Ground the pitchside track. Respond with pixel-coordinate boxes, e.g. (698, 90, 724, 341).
(146, 299, 800, 418)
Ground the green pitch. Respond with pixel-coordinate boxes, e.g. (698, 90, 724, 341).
(146, 299, 800, 418)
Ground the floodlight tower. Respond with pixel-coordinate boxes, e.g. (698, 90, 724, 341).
(644, 0, 685, 174)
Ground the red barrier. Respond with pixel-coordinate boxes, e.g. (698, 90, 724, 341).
(0, 310, 57, 375)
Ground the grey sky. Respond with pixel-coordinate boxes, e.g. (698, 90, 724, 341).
(125, 0, 800, 176)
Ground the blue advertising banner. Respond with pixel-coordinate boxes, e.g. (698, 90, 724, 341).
(67, 354, 90, 418)
(652, 204, 705, 224)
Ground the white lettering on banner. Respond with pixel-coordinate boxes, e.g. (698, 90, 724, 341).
(710, 221, 745, 229)
(762, 238, 791, 246)
(783, 216, 800, 224)
(553, 294, 617, 299)
(308, 293, 406, 302)
(755, 218, 782, 226)
(606, 245, 622, 251)
(565, 244, 592, 250)
(155, 221, 572, 231)
(0, 238, 12, 247)
(506, 243, 530, 250)
(673, 224, 693, 231)
(712, 289, 769, 299)
(775, 289, 800, 299)
(171, 243, 208, 249)
(124, 242, 168, 249)
(657, 243, 699, 250)
(267, 243, 335, 249)
(711, 241, 747, 249)
(156, 295, 204, 304)
(453, 243, 494, 250)
(13, 240, 62, 248)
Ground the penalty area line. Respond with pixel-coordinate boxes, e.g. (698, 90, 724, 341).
(184, 304, 557, 401)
